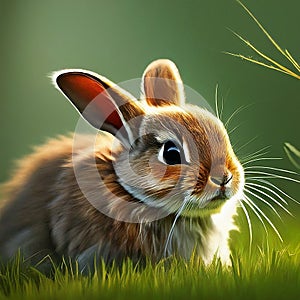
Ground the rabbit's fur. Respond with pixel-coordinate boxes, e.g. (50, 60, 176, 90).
(0, 59, 244, 272)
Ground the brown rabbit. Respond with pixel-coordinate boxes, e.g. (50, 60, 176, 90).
(0, 59, 244, 272)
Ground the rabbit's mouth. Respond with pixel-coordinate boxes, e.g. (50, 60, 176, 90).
(180, 185, 238, 217)
(210, 189, 229, 201)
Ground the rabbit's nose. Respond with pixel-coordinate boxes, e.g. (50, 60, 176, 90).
(210, 172, 233, 187)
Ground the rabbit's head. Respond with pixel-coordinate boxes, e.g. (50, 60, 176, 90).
(53, 59, 244, 219)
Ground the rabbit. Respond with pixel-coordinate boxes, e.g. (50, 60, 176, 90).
(0, 59, 244, 272)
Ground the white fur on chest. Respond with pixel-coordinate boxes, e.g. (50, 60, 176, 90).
(164, 197, 238, 265)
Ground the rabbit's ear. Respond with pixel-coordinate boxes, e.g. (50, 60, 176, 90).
(142, 59, 185, 107)
(53, 70, 143, 147)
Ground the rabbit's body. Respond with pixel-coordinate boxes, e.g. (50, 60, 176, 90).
(0, 59, 244, 271)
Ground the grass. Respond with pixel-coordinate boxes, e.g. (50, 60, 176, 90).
(0, 249, 299, 300)
(225, 0, 300, 81)
(284, 143, 300, 170)
(0, 214, 299, 300)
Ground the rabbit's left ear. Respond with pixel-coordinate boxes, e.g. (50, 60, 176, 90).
(142, 59, 185, 107)
(52, 70, 144, 147)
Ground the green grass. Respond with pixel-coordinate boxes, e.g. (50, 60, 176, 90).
(226, 0, 300, 81)
(1, 215, 299, 300)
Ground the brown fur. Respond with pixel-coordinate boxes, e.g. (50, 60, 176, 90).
(0, 134, 215, 269)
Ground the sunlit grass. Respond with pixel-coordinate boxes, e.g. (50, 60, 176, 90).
(284, 143, 300, 170)
(225, 0, 300, 80)
(0, 239, 299, 300)
(1, 207, 300, 299)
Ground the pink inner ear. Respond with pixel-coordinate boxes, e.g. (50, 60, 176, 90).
(57, 73, 123, 130)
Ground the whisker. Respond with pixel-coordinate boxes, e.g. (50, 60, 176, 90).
(244, 165, 299, 175)
(245, 184, 292, 216)
(243, 194, 283, 242)
(242, 153, 271, 164)
(224, 104, 250, 128)
(220, 96, 225, 121)
(247, 178, 299, 205)
(228, 124, 241, 135)
(238, 198, 253, 249)
(242, 154, 271, 166)
(244, 171, 300, 184)
(241, 146, 271, 162)
(245, 181, 288, 205)
(235, 136, 258, 153)
(244, 145, 271, 157)
(246, 176, 279, 180)
(244, 187, 282, 220)
(242, 152, 270, 162)
(163, 198, 188, 258)
(242, 196, 269, 237)
(242, 157, 282, 165)
(215, 84, 220, 119)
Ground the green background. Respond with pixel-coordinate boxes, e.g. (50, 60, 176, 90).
(0, 0, 299, 242)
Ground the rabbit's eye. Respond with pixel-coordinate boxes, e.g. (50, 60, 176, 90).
(158, 141, 182, 165)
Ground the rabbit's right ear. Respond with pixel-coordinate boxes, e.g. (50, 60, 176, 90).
(52, 70, 144, 147)
(142, 59, 185, 107)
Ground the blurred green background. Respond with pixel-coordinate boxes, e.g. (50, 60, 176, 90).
(0, 0, 299, 243)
